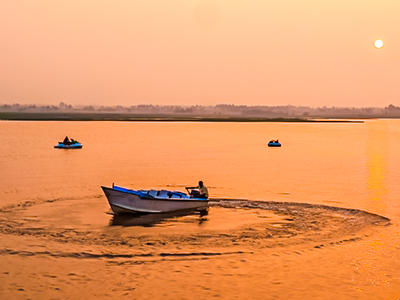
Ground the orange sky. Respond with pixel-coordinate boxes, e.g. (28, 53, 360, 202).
(0, 1, 399, 107)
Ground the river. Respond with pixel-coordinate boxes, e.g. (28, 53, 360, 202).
(0, 120, 399, 299)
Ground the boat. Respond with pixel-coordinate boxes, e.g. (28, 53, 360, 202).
(101, 185, 209, 214)
(268, 140, 281, 147)
(54, 142, 83, 149)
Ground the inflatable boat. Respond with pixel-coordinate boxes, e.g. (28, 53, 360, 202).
(268, 140, 281, 147)
(54, 142, 83, 149)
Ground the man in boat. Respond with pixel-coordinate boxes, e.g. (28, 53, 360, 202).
(63, 136, 71, 145)
(185, 181, 209, 199)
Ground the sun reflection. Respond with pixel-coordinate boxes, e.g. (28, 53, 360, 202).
(366, 121, 389, 214)
(354, 121, 393, 290)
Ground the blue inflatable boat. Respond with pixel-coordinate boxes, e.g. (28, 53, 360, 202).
(54, 142, 83, 149)
(268, 140, 281, 147)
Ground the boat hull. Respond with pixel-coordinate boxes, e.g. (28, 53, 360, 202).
(54, 143, 83, 149)
(268, 143, 281, 147)
(101, 186, 209, 214)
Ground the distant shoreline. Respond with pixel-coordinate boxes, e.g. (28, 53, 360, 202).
(0, 112, 364, 122)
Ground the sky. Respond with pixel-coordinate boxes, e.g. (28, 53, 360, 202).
(1, 0, 399, 107)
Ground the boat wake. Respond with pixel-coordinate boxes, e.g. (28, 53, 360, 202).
(0, 196, 391, 260)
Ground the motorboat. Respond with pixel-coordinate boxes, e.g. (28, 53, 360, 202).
(268, 140, 281, 147)
(54, 142, 83, 149)
(101, 185, 209, 214)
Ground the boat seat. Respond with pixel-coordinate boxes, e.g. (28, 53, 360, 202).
(170, 194, 181, 199)
(158, 190, 169, 198)
(148, 190, 158, 197)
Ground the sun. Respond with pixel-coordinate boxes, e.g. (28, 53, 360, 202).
(374, 39, 384, 49)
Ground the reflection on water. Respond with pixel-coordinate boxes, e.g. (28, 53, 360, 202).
(366, 121, 389, 214)
(359, 121, 393, 291)
(110, 209, 209, 227)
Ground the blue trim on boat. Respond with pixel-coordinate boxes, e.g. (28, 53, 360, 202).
(109, 186, 206, 201)
(113, 186, 149, 198)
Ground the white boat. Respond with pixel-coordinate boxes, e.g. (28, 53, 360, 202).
(101, 185, 209, 214)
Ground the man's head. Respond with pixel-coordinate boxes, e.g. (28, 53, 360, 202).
(198, 181, 203, 187)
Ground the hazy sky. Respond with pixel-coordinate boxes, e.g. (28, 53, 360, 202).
(1, 1, 399, 107)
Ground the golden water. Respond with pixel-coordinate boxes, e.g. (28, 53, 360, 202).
(0, 120, 399, 299)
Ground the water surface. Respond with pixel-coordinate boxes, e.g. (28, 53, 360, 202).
(0, 120, 399, 299)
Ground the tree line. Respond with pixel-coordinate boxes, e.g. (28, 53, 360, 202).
(1, 102, 400, 118)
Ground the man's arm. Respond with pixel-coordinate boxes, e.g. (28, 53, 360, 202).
(185, 186, 197, 190)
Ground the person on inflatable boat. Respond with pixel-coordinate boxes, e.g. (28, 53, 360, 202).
(63, 136, 71, 145)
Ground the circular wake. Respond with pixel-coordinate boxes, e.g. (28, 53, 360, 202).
(0, 197, 391, 257)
